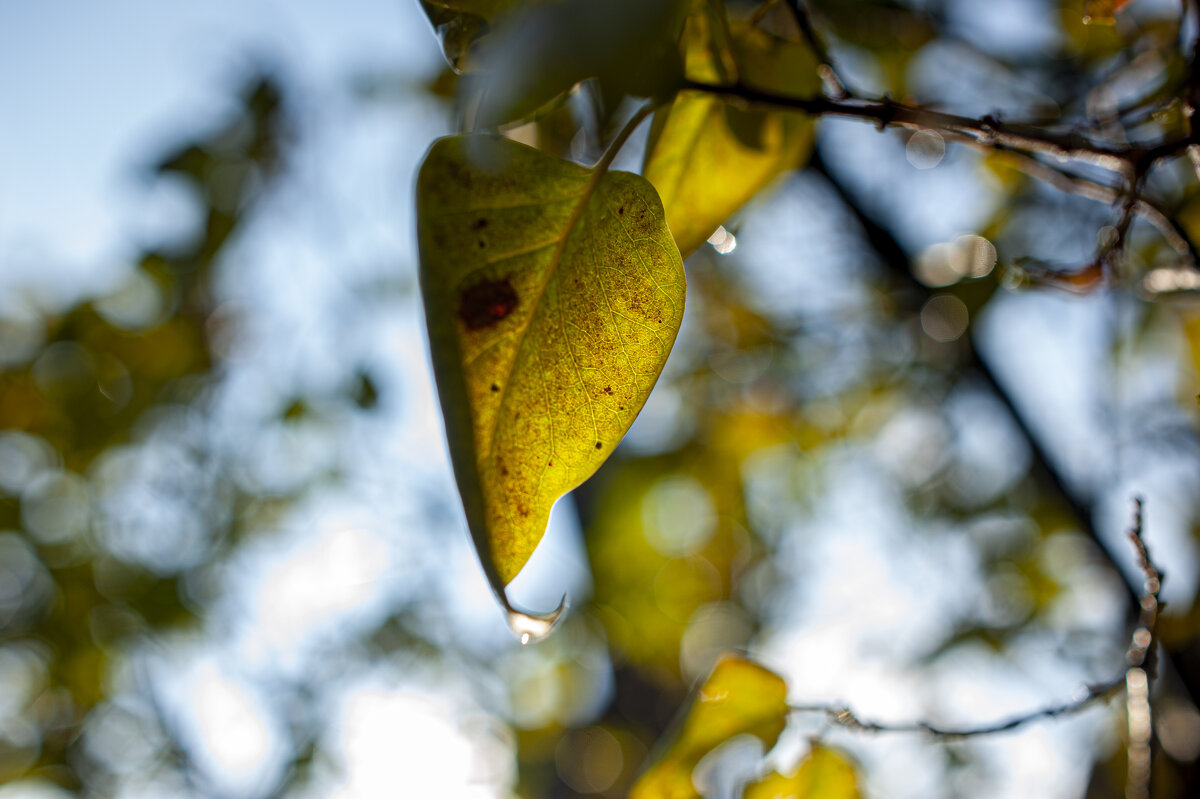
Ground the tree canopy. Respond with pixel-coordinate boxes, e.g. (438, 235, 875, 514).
(3, 1, 1200, 798)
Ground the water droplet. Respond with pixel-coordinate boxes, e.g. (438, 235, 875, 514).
(505, 594, 568, 644)
(707, 225, 736, 254)
(905, 131, 945, 169)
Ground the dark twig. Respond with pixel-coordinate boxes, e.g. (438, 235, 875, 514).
(1123, 497, 1161, 799)
(782, 0, 849, 99)
(683, 79, 1200, 172)
(987, 149, 1196, 262)
(788, 679, 1124, 739)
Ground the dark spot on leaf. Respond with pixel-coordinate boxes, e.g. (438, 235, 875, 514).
(490, 383, 500, 392)
(595, 442, 602, 449)
(477, 239, 486, 248)
(459, 279, 519, 330)
(619, 406, 625, 411)
(604, 386, 612, 395)
(547, 460, 553, 466)
(617, 205, 625, 216)
(470, 217, 488, 231)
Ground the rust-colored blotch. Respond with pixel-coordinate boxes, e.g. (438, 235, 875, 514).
(459, 279, 519, 331)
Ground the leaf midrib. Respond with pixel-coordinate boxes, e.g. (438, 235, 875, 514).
(481, 162, 609, 466)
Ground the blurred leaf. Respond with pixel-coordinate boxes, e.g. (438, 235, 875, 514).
(416, 133, 685, 588)
(587, 409, 788, 679)
(1082, 0, 1135, 26)
(809, 0, 935, 53)
(1060, 0, 1124, 58)
(743, 744, 862, 799)
(807, 0, 933, 96)
(351, 370, 380, 410)
(644, 16, 818, 257)
(631, 655, 789, 799)
(466, 0, 689, 129)
(1185, 312, 1200, 375)
(281, 398, 310, 421)
(419, 1, 502, 73)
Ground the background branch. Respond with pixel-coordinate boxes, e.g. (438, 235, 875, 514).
(683, 79, 1190, 171)
(807, 150, 1200, 710)
(786, 500, 1163, 746)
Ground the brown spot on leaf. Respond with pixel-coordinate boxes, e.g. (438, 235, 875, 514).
(470, 217, 489, 231)
(595, 442, 602, 449)
(490, 383, 500, 392)
(459, 279, 519, 330)
(604, 386, 613, 395)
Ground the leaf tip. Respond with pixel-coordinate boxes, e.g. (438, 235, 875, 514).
(505, 593, 569, 644)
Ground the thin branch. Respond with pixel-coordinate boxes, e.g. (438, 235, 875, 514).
(989, 150, 1195, 260)
(592, 101, 655, 175)
(1123, 496, 1161, 799)
(682, 79, 1188, 171)
(785, 498, 1165, 746)
(788, 678, 1124, 739)
(782, 0, 849, 99)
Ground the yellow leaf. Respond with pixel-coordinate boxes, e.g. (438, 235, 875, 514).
(743, 744, 862, 799)
(417, 134, 686, 595)
(631, 656, 789, 799)
(644, 18, 818, 258)
(1184, 314, 1200, 387)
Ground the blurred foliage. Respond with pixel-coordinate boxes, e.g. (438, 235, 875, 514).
(0, 74, 289, 789)
(630, 656, 787, 799)
(6, 0, 1200, 798)
(743, 743, 862, 799)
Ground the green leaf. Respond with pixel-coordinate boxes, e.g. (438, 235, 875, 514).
(743, 744, 863, 799)
(631, 655, 789, 799)
(466, 0, 690, 129)
(417, 133, 686, 594)
(644, 16, 819, 258)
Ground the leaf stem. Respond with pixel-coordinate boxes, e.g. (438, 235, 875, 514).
(592, 101, 657, 177)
